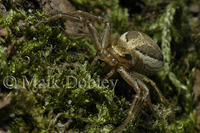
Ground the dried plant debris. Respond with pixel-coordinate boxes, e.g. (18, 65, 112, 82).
(0, 0, 199, 132)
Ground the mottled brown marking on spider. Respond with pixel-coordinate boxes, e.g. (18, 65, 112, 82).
(39, 10, 170, 133)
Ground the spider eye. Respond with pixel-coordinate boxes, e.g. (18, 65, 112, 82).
(121, 54, 132, 60)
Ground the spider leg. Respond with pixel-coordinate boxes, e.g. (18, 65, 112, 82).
(137, 79, 157, 117)
(35, 14, 102, 52)
(69, 10, 111, 49)
(111, 94, 144, 133)
(65, 32, 91, 38)
(111, 67, 144, 133)
(133, 72, 170, 105)
(90, 56, 100, 69)
(65, 32, 102, 45)
(35, 14, 82, 27)
(104, 68, 115, 79)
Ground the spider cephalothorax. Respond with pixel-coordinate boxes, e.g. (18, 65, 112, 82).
(39, 10, 169, 133)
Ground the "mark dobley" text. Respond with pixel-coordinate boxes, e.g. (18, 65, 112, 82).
(3, 75, 119, 91)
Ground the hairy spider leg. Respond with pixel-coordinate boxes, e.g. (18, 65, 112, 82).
(69, 10, 111, 49)
(35, 13, 102, 52)
(90, 56, 101, 69)
(133, 72, 170, 105)
(137, 78, 156, 117)
(67, 11, 115, 78)
(65, 32, 91, 38)
(104, 68, 115, 79)
(111, 66, 145, 133)
(38, 12, 114, 79)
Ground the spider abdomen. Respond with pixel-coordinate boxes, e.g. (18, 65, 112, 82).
(113, 31, 163, 75)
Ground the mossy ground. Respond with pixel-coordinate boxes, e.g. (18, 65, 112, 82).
(0, 0, 199, 132)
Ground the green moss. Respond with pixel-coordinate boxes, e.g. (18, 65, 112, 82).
(0, 0, 199, 132)
(0, 45, 7, 82)
(109, 0, 129, 34)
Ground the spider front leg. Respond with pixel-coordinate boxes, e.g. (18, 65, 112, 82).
(90, 57, 115, 79)
(69, 10, 111, 49)
(35, 13, 103, 52)
(90, 56, 100, 69)
(104, 68, 115, 79)
(111, 67, 147, 133)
